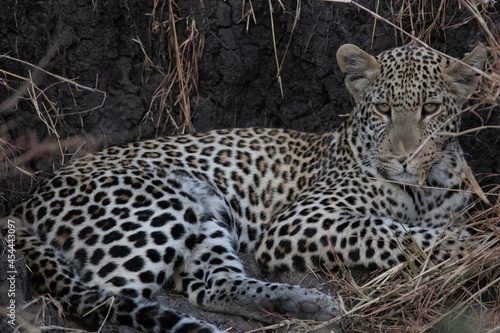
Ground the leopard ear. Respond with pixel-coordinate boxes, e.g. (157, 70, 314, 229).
(444, 45, 488, 99)
(336, 44, 380, 101)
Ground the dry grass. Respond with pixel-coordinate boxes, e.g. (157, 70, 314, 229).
(267, 0, 301, 98)
(139, 0, 203, 137)
(0, 294, 74, 333)
(322, 203, 500, 332)
(0, 45, 105, 183)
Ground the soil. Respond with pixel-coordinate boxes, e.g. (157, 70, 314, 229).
(0, 0, 498, 332)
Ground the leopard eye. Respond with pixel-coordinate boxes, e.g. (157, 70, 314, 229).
(422, 103, 440, 115)
(374, 103, 391, 115)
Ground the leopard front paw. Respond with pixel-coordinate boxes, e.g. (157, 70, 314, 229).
(278, 289, 345, 332)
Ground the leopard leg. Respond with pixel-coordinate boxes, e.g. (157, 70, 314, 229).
(174, 217, 343, 325)
(256, 214, 469, 272)
(6, 227, 223, 333)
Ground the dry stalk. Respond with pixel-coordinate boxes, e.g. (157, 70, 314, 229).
(0, 51, 106, 180)
(268, 0, 283, 98)
(267, 0, 301, 99)
(168, 0, 194, 134)
(0, 135, 97, 180)
(0, 53, 106, 113)
(239, 0, 257, 32)
(141, 0, 203, 137)
(330, 209, 500, 332)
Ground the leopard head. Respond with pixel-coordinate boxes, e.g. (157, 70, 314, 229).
(336, 43, 487, 185)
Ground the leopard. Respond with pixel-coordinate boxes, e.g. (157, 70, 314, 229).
(1, 43, 487, 333)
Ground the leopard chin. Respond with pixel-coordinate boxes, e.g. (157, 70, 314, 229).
(389, 172, 421, 185)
